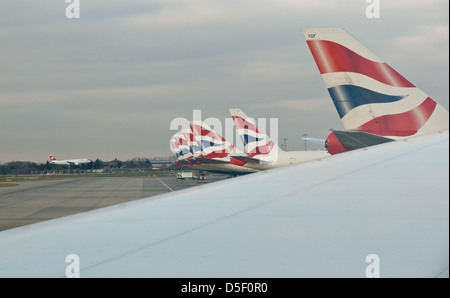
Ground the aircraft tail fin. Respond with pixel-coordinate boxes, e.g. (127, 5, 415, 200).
(302, 28, 449, 138)
(230, 108, 278, 156)
(49, 155, 56, 161)
(173, 132, 191, 159)
(182, 129, 202, 156)
(169, 136, 179, 155)
(190, 121, 234, 159)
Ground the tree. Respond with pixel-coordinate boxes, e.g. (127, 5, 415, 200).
(93, 159, 103, 170)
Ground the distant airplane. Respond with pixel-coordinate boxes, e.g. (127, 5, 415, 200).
(170, 134, 192, 167)
(170, 124, 257, 176)
(169, 136, 182, 166)
(172, 130, 196, 166)
(229, 108, 329, 170)
(48, 155, 92, 166)
(189, 121, 257, 175)
(302, 28, 449, 154)
(182, 128, 208, 167)
(170, 121, 257, 176)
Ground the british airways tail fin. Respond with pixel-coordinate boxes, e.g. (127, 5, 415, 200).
(302, 28, 448, 138)
(169, 136, 180, 157)
(190, 121, 234, 159)
(182, 129, 201, 156)
(229, 108, 278, 156)
(174, 132, 191, 158)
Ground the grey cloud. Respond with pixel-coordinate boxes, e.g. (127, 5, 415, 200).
(0, 0, 448, 162)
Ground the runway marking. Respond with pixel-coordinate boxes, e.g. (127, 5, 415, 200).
(156, 178, 174, 192)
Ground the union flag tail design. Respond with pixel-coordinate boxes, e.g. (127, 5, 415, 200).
(302, 28, 448, 139)
(190, 121, 234, 159)
(229, 108, 277, 156)
(174, 132, 191, 157)
(169, 136, 180, 158)
(182, 130, 202, 156)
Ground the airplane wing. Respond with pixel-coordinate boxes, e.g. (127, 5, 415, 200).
(302, 137, 327, 146)
(0, 131, 448, 277)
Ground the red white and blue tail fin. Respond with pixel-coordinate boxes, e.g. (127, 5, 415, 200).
(229, 108, 278, 156)
(190, 121, 234, 159)
(171, 131, 194, 165)
(182, 130, 202, 156)
(169, 135, 184, 166)
(169, 136, 180, 157)
(302, 28, 448, 139)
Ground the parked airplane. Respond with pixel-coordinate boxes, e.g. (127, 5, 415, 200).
(169, 134, 185, 166)
(48, 155, 92, 166)
(170, 126, 255, 175)
(229, 108, 329, 170)
(189, 121, 257, 175)
(1, 29, 445, 278)
(302, 28, 449, 154)
(170, 131, 195, 166)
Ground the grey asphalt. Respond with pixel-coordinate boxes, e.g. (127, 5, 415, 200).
(0, 176, 227, 231)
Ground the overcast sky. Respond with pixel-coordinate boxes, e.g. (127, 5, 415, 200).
(0, 0, 448, 163)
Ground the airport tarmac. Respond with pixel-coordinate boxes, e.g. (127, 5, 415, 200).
(0, 176, 227, 232)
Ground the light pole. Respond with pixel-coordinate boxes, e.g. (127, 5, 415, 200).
(302, 133, 308, 150)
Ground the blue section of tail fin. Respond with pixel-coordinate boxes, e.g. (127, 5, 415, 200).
(328, 85, 407, 118)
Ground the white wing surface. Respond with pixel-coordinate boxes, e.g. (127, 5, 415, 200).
(0, 131, 448, 277)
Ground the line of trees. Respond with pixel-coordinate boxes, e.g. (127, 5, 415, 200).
(0, 156, 175, 175)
